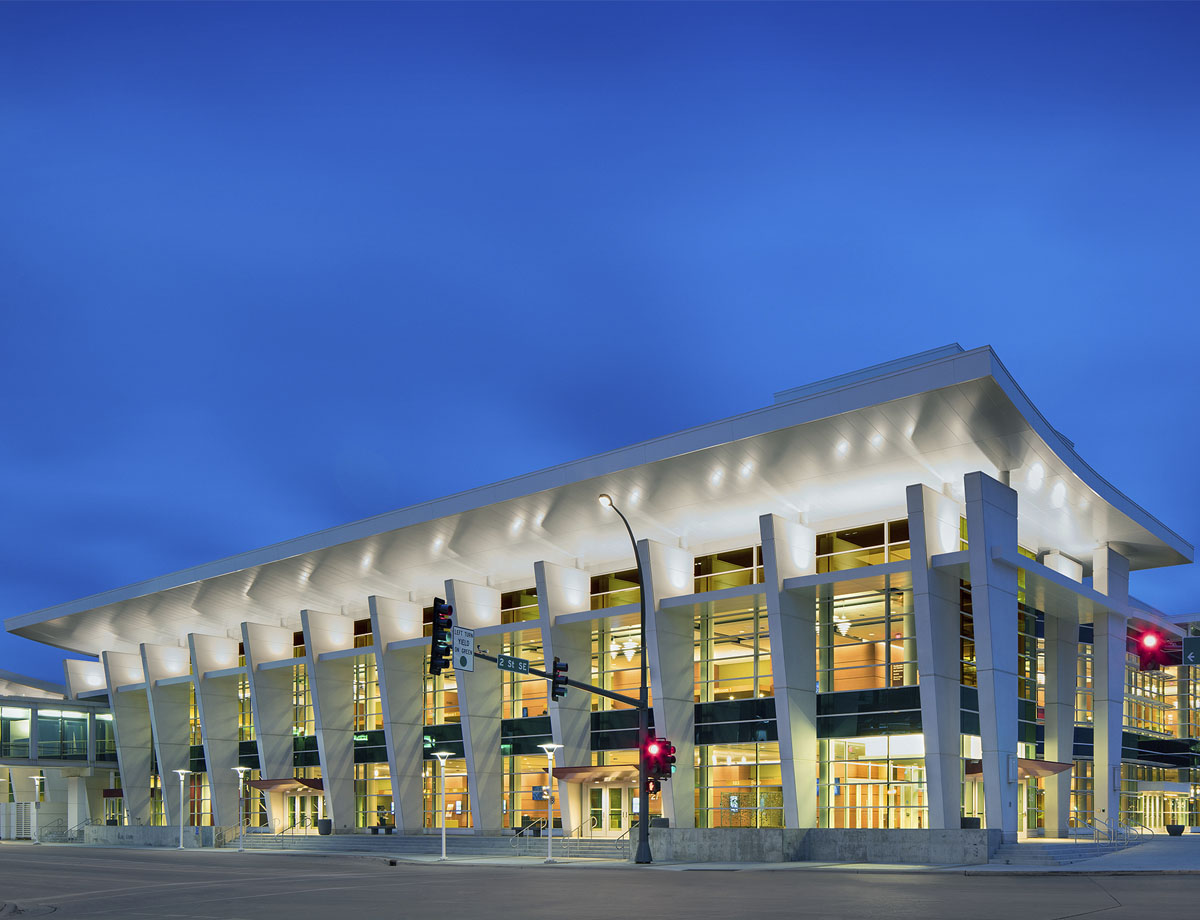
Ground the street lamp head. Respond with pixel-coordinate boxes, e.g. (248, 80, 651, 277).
(433, 751, 452, 764)
(597, 493, 613, 508)
(538, 743, 563, 756)
(232, 766, 249, 775)
(173, 769, 192, 778)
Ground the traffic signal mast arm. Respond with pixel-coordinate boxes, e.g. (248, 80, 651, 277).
(471, 650, 642, 709)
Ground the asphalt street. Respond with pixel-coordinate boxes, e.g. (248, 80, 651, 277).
(0, 845, 1193, 919)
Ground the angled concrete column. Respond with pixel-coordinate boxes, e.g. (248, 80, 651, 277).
(759, 514, 817, 829)
(102, 651, 152, 826)
(641, 538, 695, 828)
(242, 622, 296, 828)
(302, 609, 357, 831)
(907, 483, 964, 830)
(446, 579, 502, 833)
(1092, 545, 1129, 827)
(64, 660, 107, 699)
(1043, 613, 1077, 837)
(369, 596, 425, 834)
(965, 471, 1020, 842)
(535, 561, 593, 833)
(141, 644, 194, 828)
(189, 634, 242, 827)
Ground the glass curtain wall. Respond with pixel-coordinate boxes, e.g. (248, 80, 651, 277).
(819, 734, 927, 829)
(817, 578, 916, 692)
(423, 757, 471, 829)
(694, 742, 782, 828)
(695, 598, 772, 703)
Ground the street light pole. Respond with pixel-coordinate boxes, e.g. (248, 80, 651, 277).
(233, 766, 249, 852)
(31, 776, 43, 845)
(173, 769, 191, 850)
(538, 743, 562, 864)
(433, 752, 451, 861)
(598, 493, 652, 864)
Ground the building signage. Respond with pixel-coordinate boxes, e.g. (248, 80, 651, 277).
(452, 626, 475, 672)
(1183, 637, 1200, 666)
(496, 653, 530, 674)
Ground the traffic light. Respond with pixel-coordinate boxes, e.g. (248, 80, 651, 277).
(645, 777, 661, 795)
(1137, 629, 1171, 671)
(429, 597, 453, 676)
(644, 736, 668, 778)
(551, 657, 568, 701)
(661, 739, 677, 777)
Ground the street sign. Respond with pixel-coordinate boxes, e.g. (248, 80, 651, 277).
(496, 653, 530, 674)
(1183, 637, 1200, 667)
(452, 626, 475, 672)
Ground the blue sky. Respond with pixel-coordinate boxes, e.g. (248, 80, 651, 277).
(2, 2, 1199, 683)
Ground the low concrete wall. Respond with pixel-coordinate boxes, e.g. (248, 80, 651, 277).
(83, 825, 215, 848)
(647, 828, 1003, 865)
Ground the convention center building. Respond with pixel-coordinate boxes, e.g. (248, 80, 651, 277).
(6, 344, 1197, 846)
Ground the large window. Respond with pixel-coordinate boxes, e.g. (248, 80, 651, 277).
(501, 588, 539, 625)
(502, 754, 558, 831)
(817, 578, 916, 692)
(353, 654, 383, 732)
(695, 598, 772, 702)
(591, 569, 641, 610)
(591, 614, 646, 712)
(694, 547, 763, 593)
(819, 734, 927, 829)
(816, 520, 910, 573)
(37, 709, 88, 759)
(501, 630, 546, 720)
(0, 707, 30, 758)
(423, 757, 471, 829)
(694, 742, 782, 828)
(355, 763, 393, 828)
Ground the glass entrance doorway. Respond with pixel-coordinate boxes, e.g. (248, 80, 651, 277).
(586, 785, 648, 837)
(286, 793, 321, 831)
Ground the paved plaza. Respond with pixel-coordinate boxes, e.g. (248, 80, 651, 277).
(1, 842, 1198, 919)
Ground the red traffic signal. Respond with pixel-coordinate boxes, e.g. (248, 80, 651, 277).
(1136, 629, 1177, 671)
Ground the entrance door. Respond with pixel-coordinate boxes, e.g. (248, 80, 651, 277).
(286, 794, 320, 831)
(586, 785, 647, 837)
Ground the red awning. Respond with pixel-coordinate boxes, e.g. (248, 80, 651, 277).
(964, 758, 1072, 782)
(247, 778, 325, 794)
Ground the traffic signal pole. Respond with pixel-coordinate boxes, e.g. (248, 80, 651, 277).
(598, 495, 653, 865)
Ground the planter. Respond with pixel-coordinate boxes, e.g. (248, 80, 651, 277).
(317, 818, 333, 836)
(1166, 824, 1184, 837)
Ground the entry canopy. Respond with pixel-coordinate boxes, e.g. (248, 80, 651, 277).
(247, 778, 325, 794)
(963, 758, 1072, 782)
(550, 765, 640, 784)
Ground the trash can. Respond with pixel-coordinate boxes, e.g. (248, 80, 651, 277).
(317, 818, 333, 836)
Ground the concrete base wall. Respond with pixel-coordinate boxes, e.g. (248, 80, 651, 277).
(83, 825, 216, 848)
(647, 828, 1003, 865)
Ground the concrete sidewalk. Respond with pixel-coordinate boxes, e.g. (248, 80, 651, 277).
(18, 834, 1200, 875)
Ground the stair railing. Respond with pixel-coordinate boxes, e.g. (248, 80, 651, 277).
(510, 818, 547, 856)
(560, 815, 599, 858)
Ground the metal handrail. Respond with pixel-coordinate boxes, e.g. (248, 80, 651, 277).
(614, 825, 633, 859)
(510, 818, 548, 855)
(560, 816, 600, 858)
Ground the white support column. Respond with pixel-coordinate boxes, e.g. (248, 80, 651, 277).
(64, 660, 107, 699)
(241, 622, 296, 828)
(188, 634, 241, 827)
(641, 538, 694, 829)
(302, 608, 357, 831)
(446, 579, 502, 833)
(907, 483, 964, 830)
(369, 596, 425, 834)
(535, 561, 593, 833)
(1043, 613, 1077, 837)
(965, 470, 1020, 843)
(101, 651, 152, 826)
(141, 643, 194, 830)
(1092, 545, 1129, 827)
(759, 514, 817, 829)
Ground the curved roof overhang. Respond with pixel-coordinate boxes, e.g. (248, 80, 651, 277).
(7, 345, 1192, 656)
